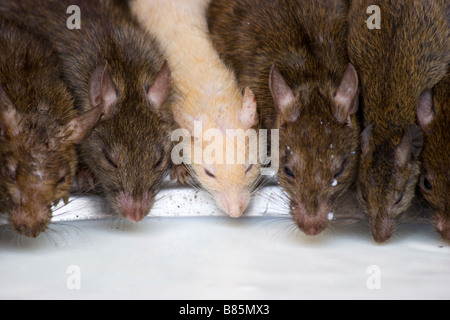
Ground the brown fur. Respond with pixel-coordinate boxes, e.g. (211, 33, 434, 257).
(208, 0, 360, 235)
(348, 0, 450, 243)
(418, 74, 450, 241)
(0, 0, 177, 222)
(0, 19, 102, 237)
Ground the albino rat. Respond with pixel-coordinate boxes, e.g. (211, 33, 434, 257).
(0, 19, 107, 238)
(207, 0, 360, 234)
(348, 0, 450, 243)
(417, 74, 450, 241)
(0, 0, 177, 222)
(130, 0, 260, 218)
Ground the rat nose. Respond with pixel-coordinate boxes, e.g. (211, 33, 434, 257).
(11, 207, 51, 238)
(115, 192, 154, 222)
(293, 213, 328, 236)
(227, 202, 246, 219)
(435, 220, 450, 242)
(218, 189, 250, 218)
(439, 228, 450, 242)
(291, 202, 330, 236)
(371, 218, 396, 244)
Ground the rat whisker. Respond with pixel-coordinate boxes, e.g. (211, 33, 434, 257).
(257, 190, 290, 208)
(48, 221, 90, 243)
(154, 193, 171, 204)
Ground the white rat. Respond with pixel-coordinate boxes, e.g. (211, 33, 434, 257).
(131, 0, 261, 218)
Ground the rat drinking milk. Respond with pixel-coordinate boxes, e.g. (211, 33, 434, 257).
(0, 19, 107, 237)
(131, 0, 261, 218)
(0, 0, 177, 222)
(417, 74, 450, 241)
(348, 0, 449, 243)
(208, 0, 360, 234)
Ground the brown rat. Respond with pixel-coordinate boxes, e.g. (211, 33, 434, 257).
(348, 0, 450, 243)
(0, 0, 177, 222)
(0, 19, 106, 238)
(417, 73, 450, 241)
(207, 0, 360, 234)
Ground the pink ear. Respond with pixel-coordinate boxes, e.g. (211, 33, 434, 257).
(240, 87, 258, 129)
(89, 62, 118, 119)
(416, 89, 435, 129)
(333, 63, 359, 125)
(269, 64, 298, 124)
(0, 83, 21, 137)
(147, 61, 171, 111)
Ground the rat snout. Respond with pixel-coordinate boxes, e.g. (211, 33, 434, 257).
(227, 202, 247, 219)
(216, 188, 251, 218)
(434, 218, 450, 242)
(291, 202, 330, 236)
(10, 205, 52, 238)
(115, 191, 154, 222)
(371, 217, 396, 244)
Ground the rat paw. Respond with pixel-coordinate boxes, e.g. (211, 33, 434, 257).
(170, 164, 191, 185)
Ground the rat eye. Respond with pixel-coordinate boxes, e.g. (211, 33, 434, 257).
(394, 192, 404, 206)
(245, 164, 254, 175)
(421, 175, 433, 192)
(284, 166, 295, 179)
(359, 188, 368, 203)
(57, 175, 67, 186)
(154, 149, 164, 169)
(334, 159, 348, 179)
(103, 149, 118, 169)
(205, 169, 216, 178)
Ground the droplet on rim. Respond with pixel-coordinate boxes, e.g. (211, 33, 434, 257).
(332, 179, 338, 187)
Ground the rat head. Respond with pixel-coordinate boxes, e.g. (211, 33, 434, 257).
(79, 61, 174, 222)
(417, 86, 450, 241)
(358, 108, 425, 243)
(0, 82, 103, 238)
(175, 87, 260, 218)
(271, 64, 360, 235)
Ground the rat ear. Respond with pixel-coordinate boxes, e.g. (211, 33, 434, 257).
(269, 64, 298, 125)
(396, 124, 424, 167)
(147, 61, 171, 111)
(61, 107, 104, 144)
(416, 89, 435, 129)
(0, 83, 21, 138)
(239, 87, 258, 129)
(89, 61, 118, 119)
(361, 124, 373, 155)
(333, 63, 359, 126)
